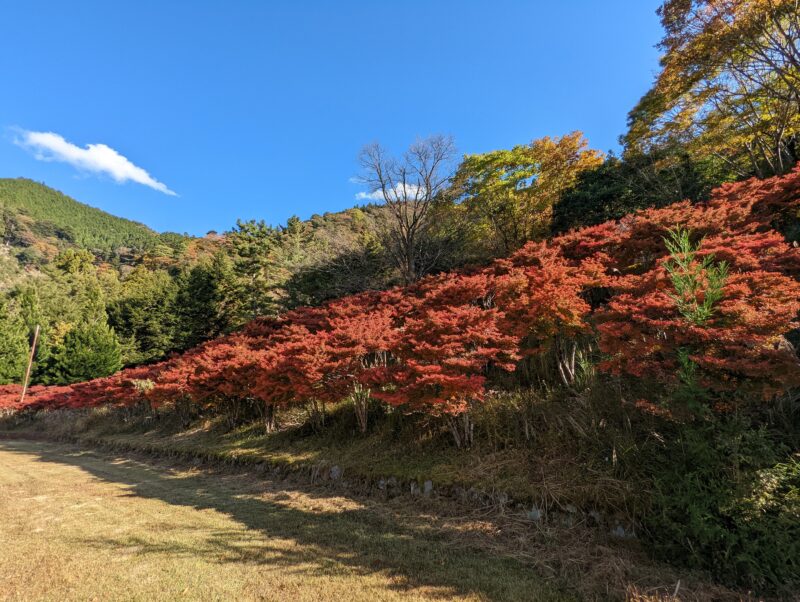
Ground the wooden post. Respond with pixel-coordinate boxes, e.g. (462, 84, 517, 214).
(19, 325, 40, 406)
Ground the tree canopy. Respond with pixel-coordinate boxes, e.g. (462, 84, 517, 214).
(625, 0, 800, 178)
(455, 132, 603, 254)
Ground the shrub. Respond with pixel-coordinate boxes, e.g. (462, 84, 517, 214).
(644, 416, 800, 593)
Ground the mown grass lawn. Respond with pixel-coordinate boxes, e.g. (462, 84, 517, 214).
(0, 439, 570, 602)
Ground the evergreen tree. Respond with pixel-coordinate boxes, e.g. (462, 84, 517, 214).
(175, 251, 236, 348)
(107, 267, 179, 364)
(226, 219, 280, 321)
(43, 321, 122, 384)
(53, 248, 95, 274)
(0, 299, 29, 384)
(551, 151, 727, 233)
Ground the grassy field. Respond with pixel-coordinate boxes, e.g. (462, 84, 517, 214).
(0, 439, 570, 602)
(0, 410, 747, 601)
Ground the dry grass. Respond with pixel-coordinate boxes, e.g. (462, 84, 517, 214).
(0, 438, 753, 601)
(0, 439, 569, 602)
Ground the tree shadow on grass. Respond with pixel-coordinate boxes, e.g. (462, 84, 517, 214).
(0, 440, 571, 602)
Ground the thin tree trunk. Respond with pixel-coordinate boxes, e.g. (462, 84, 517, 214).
(19, 325, 40, 406)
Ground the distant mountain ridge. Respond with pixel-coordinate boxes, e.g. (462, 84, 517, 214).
(0, 178, 162, 252)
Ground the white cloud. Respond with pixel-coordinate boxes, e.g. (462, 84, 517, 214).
(355, 189, 386, 201)
(14, 129, 177, 196)
(355, 183, 425, 201)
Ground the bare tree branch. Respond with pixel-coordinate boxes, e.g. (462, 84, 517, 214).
(358, 136, 456, 284)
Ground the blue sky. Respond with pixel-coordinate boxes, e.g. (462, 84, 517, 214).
(0, 1, 663, 236)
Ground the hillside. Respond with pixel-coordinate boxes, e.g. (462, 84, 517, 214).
(4, 167, 800, 598)
(0, 178, 162, 253)
(0, 176, 400, 374)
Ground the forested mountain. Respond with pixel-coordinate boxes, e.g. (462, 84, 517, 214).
(0, 178, 164, 254)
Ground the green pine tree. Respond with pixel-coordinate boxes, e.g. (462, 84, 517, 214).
(44, 321, 122, 384)
(106, 267, 179, 364)
(0, 299, 29, 384)
(227, 219, 280, 321)
(175, 251, 236, 348)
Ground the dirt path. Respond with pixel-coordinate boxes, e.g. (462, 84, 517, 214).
(0, 439, 568, 602)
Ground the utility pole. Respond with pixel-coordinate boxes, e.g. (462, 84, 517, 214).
(19, 325, 40, 406)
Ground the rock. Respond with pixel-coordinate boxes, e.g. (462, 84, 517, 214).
(610, 524, 636, 539)
(410, 481, 420, 496)
(329, 466, 342, 480)
(423, 480, 433, 497)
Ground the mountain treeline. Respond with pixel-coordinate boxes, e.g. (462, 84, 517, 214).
(0, 178, 164, 253)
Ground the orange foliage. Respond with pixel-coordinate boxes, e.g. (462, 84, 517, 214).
(7, 168, 800, 418)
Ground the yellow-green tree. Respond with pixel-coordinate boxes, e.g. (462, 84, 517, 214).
(626, 0, 800, 177)
(455, 132, 603, 255)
